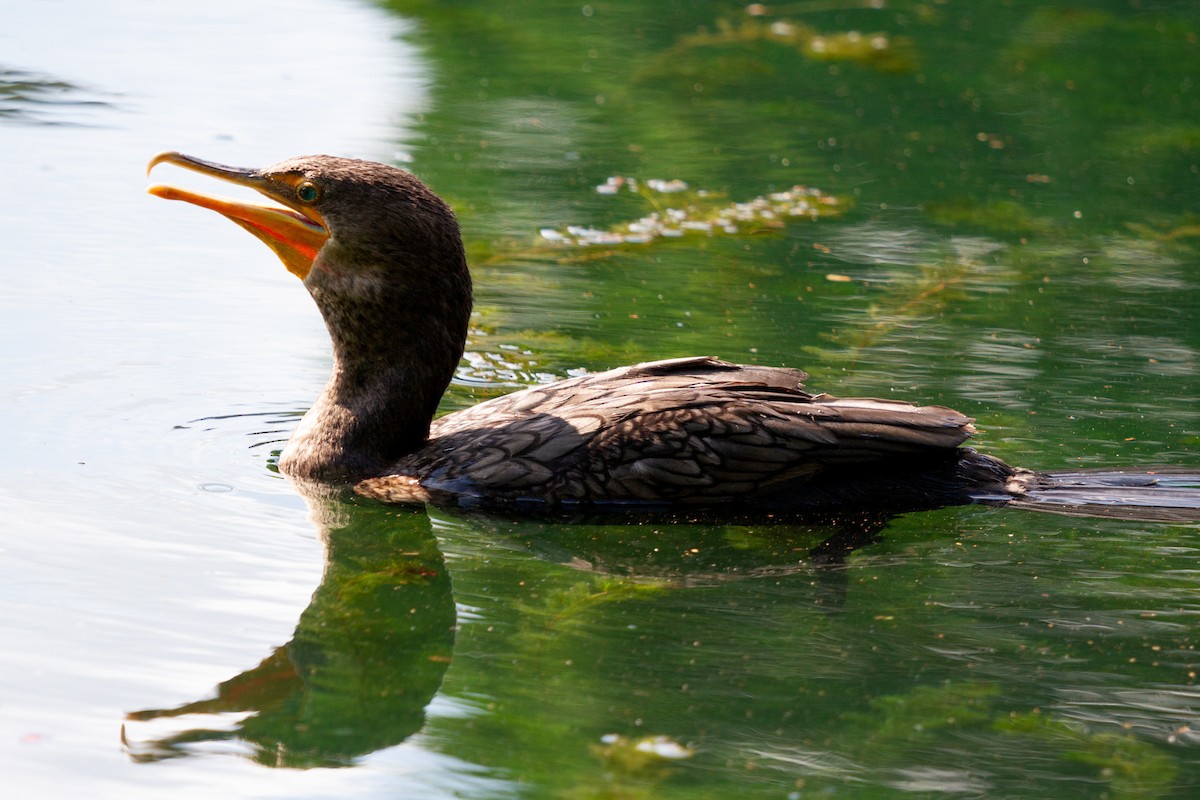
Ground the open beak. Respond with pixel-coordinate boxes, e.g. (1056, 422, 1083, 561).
(146, 151, 329, 280)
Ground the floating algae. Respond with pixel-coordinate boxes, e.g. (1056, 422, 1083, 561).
(540, 176, 849, 247)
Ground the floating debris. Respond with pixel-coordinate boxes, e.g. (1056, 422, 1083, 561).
(541, 176, 848, 247)
(645, 178, 690, 194)
(644, 13, 916, 76)
(593, 733, 695, 775)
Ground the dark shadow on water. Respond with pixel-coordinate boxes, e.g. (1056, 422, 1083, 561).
(444, 506, 898, 613)
(124, 500, 455, 768)
(123, 491, 903, 767)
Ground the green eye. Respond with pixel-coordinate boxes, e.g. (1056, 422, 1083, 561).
(296, 181, 320, 203)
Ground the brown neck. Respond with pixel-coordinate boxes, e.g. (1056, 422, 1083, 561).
(278, 246, 471, 482)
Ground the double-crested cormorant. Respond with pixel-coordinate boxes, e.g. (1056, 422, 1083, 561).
(147, 153, 1200, 519)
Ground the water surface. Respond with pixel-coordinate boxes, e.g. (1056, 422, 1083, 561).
(2, 1, 1199, 798)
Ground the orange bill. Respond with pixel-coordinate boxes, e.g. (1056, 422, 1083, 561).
(147, 151, 329, 280)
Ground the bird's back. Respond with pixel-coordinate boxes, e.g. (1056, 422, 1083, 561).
(355, 357, 981, 510)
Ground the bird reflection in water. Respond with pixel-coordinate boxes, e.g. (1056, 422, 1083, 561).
(123, 490, 900, 767)
(124, 499, 454, 768)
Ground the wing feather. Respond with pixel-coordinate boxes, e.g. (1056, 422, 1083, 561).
(361, 357, 975, 506)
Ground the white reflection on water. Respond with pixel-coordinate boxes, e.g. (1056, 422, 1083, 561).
(820, 220, 936, 268)
(0, 1, 499, 798)
(958, 329, 1043, 411)
(1056, 686, 1200, 747)
(1059, 334, 1199, 380)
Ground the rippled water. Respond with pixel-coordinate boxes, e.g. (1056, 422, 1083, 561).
(2, 1, 1199, 798)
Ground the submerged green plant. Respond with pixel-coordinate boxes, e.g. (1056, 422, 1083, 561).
(836, 683, 1179, 798)
(515, 575, 665, 647)
(846, 681, 1001, 749)
(997, 712, 1179, 799)
(1125, 218, 1200, 243)
(802, 253, 980, 371)
(925, 197, 1056, 236)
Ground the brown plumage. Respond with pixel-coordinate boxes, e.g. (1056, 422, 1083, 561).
(362, 355, 987, 508)
(146, 153, 1200, 520)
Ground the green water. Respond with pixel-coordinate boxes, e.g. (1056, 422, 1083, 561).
(4, 0, 1199, 797)
(323, 1, 1200, 795)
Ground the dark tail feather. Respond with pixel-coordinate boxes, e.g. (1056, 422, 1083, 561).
(999, 467, 1200, 523)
